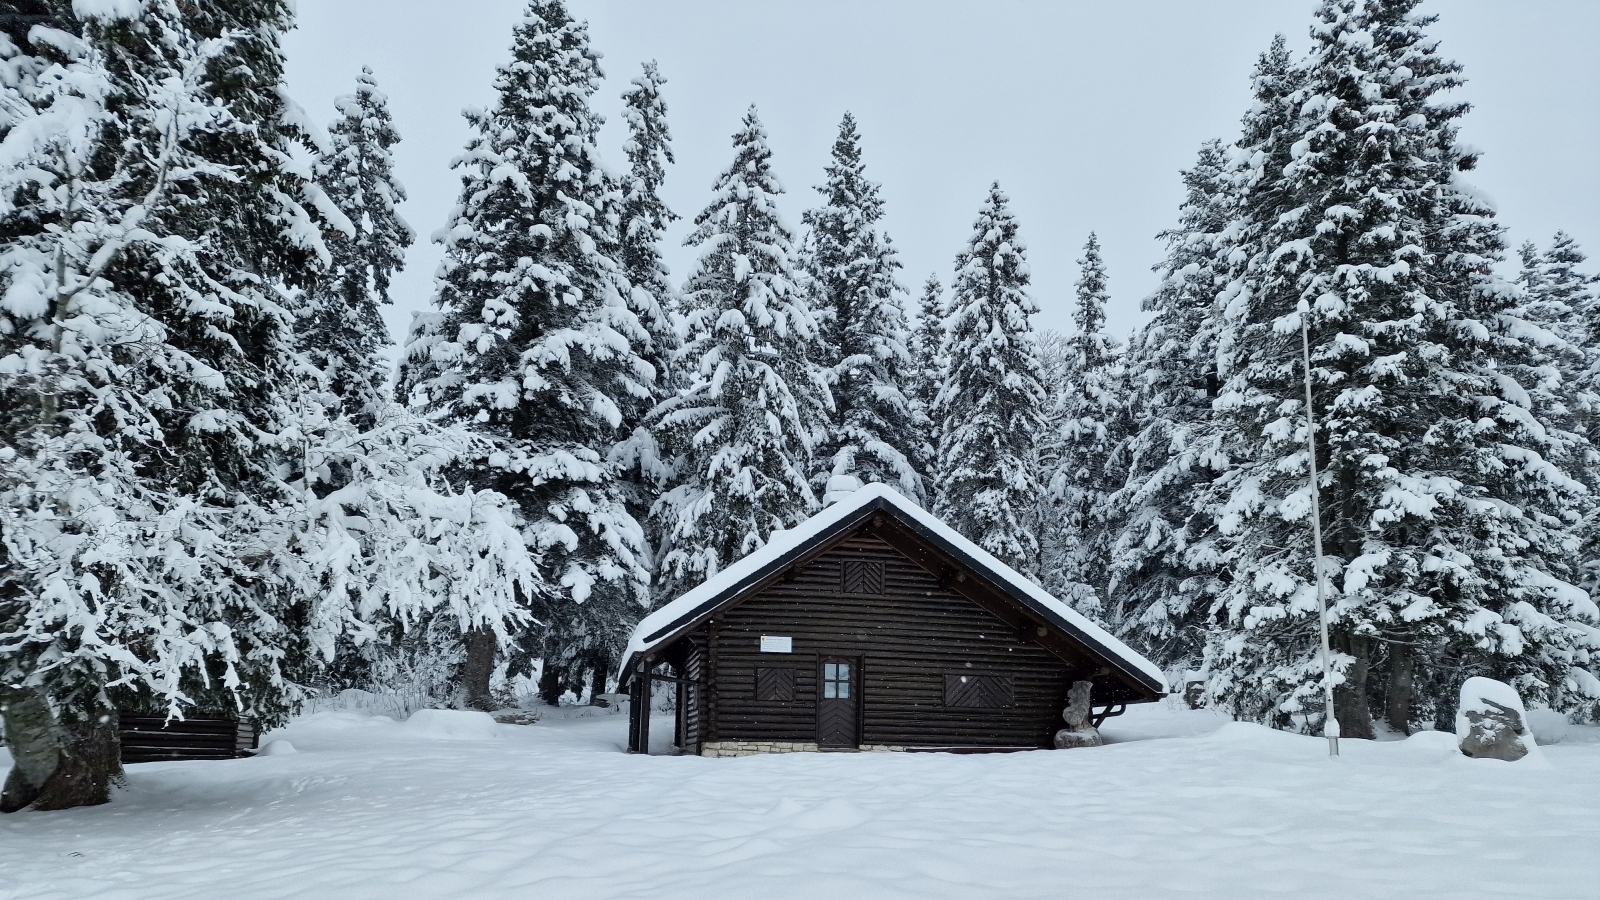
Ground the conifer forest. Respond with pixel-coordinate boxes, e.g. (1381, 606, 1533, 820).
(2, 4, 1598, 873)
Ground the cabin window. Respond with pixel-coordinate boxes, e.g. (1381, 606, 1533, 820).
(822, 662, 852, 699)
(755, 667, 795, 702)
(840, 560, 885, 595)
(944, 673, 1014, 709)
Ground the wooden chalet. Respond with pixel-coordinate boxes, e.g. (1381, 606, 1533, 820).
(621, 484, 1165, 756)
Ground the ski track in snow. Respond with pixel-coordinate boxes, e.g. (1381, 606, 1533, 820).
(2, 703, 1598, 899)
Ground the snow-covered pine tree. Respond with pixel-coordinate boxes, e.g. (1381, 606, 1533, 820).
(302, 66, 413, 430)
(648, 107, 828, 600)
(616, 60, 678, 396)
(908, 275, 946, 429)
(802, 113, 925, 502)
(609, 61, 680, 628)
(1032, 328, 1070, 505)
(1530, 233, 1600, 337)
(931, 184, 1048, 574)
(1029, 327, 1069, 589)
(1202, 1, 1599, 738)
(1517, 233, 1600, 441)
(1518, 233, 1600, 595)
(398, 0, 651, 708)
(1041, 233, 1125, 608)
(2, 0, 337, 810)
(1105, 140, 1234, 671)
(287, 67, 554, 702)
(284, 402, 545, 690)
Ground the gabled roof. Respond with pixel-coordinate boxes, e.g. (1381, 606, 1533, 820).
(619, 485, 1166, 697)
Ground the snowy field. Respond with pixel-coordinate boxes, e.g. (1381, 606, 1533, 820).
(2, 703, 1598, 900)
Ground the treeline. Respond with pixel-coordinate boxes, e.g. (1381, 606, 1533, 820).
(2, 0, 1597, 814)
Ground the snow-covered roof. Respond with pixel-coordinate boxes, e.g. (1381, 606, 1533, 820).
(620, 484, 1166, 696)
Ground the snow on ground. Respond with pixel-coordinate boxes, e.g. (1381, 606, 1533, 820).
(3, 702, 1598, 900)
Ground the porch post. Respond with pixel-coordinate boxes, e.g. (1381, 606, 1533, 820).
(626, 671, 641, 753)
(637, 658, 652, 755)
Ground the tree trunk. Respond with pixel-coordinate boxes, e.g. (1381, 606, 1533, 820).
(1333, 633, 1376, 740)
(31, 715, 121, 811)
(538, 663, 564, 707)
(460, 627, 497, 711)
(1385, 642, 1416, 736)
(1, 685, 59, 813)
(588, 656, 609, 706)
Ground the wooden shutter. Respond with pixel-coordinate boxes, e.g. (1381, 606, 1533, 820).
(943, 673, 1014, 709)
(755, 667, 796, 702)
(840, 559, 886, 595)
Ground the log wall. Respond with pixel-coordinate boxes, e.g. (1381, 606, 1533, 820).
(676, 532, 1090, 750)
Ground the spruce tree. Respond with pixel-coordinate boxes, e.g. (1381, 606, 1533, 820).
(1518, 233, 1600, 594)
(1518, 233, 1600, 442)
(801, 113, 926, 502)
(1105, 140, 1233, 670)
(648, 108, 828, 599)
(302, 66, 413, 430)
(398, 0, 651, 708)
(1200, 2, 1597, 738)
(1041, 233, 1125, 607)
(286, 67, 546, 704)
(2, 0, 335, 810)
(616, 60, 679, 390)
(909, 275, 946, 425)
(609, 62, 680, 631)
(1028, 327, 1069, 592)
(931, 184, 1048, 573)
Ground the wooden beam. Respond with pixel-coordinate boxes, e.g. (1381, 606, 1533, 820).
(626, 667, 642, 753)
(674, 665, 685, 750)
(638, 658, 653, 754)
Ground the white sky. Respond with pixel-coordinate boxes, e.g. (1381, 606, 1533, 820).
(282, 0, 1600, 347)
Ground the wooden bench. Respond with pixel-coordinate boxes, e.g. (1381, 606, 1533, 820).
(119, 716, 258, 763)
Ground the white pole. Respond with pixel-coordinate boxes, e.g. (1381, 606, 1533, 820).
(1301, 308, 1339, 758)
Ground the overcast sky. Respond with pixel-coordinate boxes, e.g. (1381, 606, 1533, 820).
(281, 1, 1600, 348)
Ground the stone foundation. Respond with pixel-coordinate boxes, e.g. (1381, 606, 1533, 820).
(698, 741, 908, 757)
(700, 740, 819, 757)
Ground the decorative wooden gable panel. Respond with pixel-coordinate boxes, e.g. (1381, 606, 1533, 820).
(755, 667, 796, 702)
(840, 559, 885, 595)
(944, 673, 1014, 709)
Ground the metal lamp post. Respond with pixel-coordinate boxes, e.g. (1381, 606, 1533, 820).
(1300, 306, 1340, 758)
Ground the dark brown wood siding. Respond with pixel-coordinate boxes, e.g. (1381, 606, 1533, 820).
(119, 716, 258, 763)
(683, 638, 705, 754)
(693, 533, 1087, 749)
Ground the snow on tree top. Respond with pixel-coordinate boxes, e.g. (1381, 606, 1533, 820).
(621, 483, 1167, 690)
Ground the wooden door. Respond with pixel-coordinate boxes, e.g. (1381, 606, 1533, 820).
(816, 657, 859, 748)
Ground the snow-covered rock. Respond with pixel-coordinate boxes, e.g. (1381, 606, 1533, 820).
(257, 740, 297, 756)
(1455, 677, 1537, 762)
(402, 709, 501, 740)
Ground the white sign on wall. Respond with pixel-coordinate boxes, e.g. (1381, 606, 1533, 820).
(759, 635, 793, 653)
